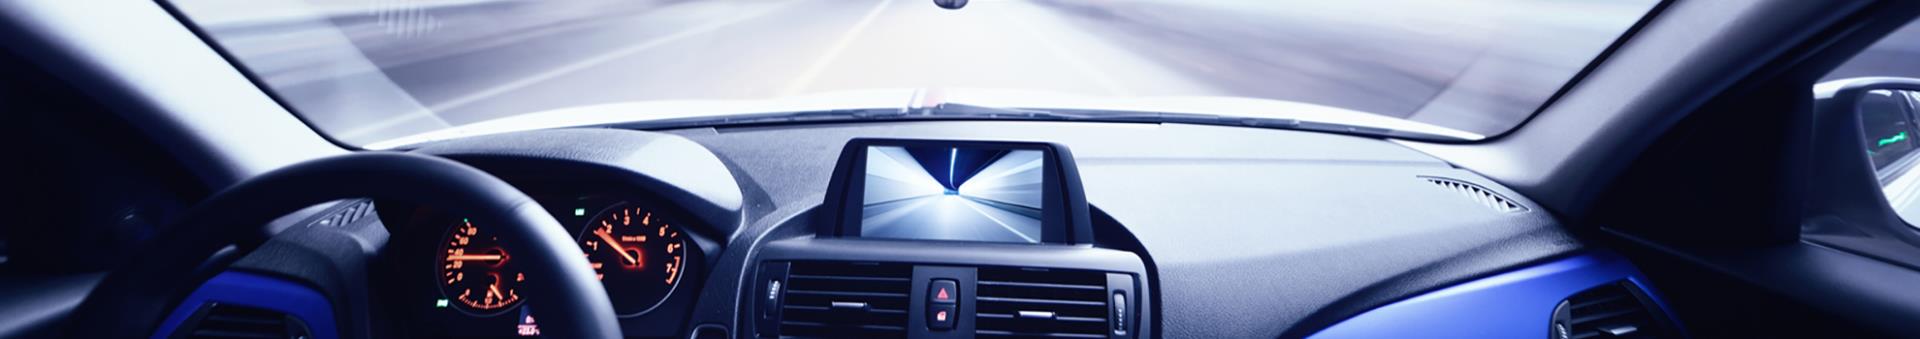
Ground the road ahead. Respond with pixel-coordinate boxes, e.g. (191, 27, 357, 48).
(863, 195, 1043, 243)
(374, 0, 1238, 125)
(182, 0, 1657, 143)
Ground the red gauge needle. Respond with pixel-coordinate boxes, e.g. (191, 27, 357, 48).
(447, 254, 505, 262)
(594, 229, 641, 267)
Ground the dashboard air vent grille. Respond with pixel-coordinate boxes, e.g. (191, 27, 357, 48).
(1422, 176, 1528, 213)
(311, 199, 376, 228)
(1554, 282, 1666, 339)
(975, 267, 1110, 339)
(178, 303, 311, 339)
(779, 261, 913, 338)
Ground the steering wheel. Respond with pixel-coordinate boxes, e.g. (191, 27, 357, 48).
(63, 152, 621, 338)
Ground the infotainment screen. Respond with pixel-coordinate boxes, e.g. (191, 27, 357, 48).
(821, 139, 1092, 244)
(859, 145, 1047, 243)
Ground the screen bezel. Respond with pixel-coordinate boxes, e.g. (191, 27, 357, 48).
(819, 138, 1092, 244)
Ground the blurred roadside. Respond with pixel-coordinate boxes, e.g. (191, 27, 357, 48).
(1826, 19, 1920, 82)
(186, 0, 683, 86)
(1028, 0, 1651, 132)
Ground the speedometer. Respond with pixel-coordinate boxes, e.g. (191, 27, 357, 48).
(437, 219, 524, 314)
(576, 202, 687, 316)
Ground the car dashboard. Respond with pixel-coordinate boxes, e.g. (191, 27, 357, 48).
(275, 120, 1670, 338)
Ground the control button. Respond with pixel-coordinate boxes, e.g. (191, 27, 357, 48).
(1111, 291, 1128, 335)
(930, 279, 957, 304)
(928, 304, 956, 330)
(763, 280, 783, 318)
(755, 262, 788, 338)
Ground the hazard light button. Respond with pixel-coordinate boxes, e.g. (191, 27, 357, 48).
(929, 279, 957, 304)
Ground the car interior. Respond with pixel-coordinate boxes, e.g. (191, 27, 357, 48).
(6, 0, 1920, 338)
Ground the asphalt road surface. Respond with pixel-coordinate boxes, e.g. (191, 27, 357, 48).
(862, 195, 1043, 243)
(182, 0, 1660, 143)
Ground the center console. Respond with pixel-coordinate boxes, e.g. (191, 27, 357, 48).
(746, 138, 1153, 339)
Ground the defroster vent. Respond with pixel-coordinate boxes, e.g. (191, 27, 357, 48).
(1422, 176, 1528, 213)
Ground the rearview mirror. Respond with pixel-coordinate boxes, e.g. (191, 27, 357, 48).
(933, 0, 968, 10)
(1813, 77, 1920, 226)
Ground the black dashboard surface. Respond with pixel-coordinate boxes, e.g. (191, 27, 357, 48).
(389, 120, 1580, 338)
(655, 120, 1582, 338)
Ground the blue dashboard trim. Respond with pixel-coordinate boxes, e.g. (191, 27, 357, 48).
(150, 271, 338, 339)
(1307, 252, 1667, 339)
(1628, 274, 1685, 334)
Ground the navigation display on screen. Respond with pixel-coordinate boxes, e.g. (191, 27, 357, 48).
(859, 145, 1046, 243)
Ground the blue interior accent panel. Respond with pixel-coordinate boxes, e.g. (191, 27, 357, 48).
(150, 271, 338, 339)
(1307, 252, 1661, 338)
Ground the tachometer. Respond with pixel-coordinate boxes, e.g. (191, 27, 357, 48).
(437, 219, 524, 314)
(577, 202, 687, 316)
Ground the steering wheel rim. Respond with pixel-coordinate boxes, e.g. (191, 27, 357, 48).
(64, 152, 621, 338)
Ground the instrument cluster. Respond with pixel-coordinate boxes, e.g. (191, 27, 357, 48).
(390, 194, 710, 337)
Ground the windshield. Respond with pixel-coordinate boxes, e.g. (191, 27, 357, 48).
(164, 0, 1659, 146)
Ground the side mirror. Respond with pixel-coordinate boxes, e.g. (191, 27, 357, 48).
(933, 0, 968, 10)
(1811, 77, 1920, 226)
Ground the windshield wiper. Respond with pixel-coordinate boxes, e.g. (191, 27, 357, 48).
(607, 108, 900, 129)
(921, 104, 1468, 141)
(918, 103, 1082, 119)
(607, 104, 1072, 129)
(923, 103, 1465, 140)
(612, 103, 1468, 141)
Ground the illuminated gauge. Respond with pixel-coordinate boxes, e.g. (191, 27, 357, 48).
(576, 203, 688, 316)
(437, 219, 524, 314)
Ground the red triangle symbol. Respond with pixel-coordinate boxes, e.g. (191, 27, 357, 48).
(937, 288, 950, 300)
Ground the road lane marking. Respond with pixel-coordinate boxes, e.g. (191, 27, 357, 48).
(960, 198, 1038, 243)
(1004, 3, 1129, 96)
(426, 1, 800, 115)
(778, 0, 893, 97)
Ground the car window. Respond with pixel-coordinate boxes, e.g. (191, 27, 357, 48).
(1825, 19, 1920, 81)
(1827, 18, 1920, 226)
(161, 0, 1660, 146)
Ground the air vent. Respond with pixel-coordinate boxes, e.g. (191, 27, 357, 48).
(311, 199, 375, 228)
(779, 261, 913, 338)
(975, 267, 1110, 339)
(175, 303, 311, 339)
(1552, 282, 1668, 339)
(1422, 176, 1528, 213)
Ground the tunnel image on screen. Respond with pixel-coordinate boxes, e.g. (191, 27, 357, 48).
(860, 146, 1045, 243)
